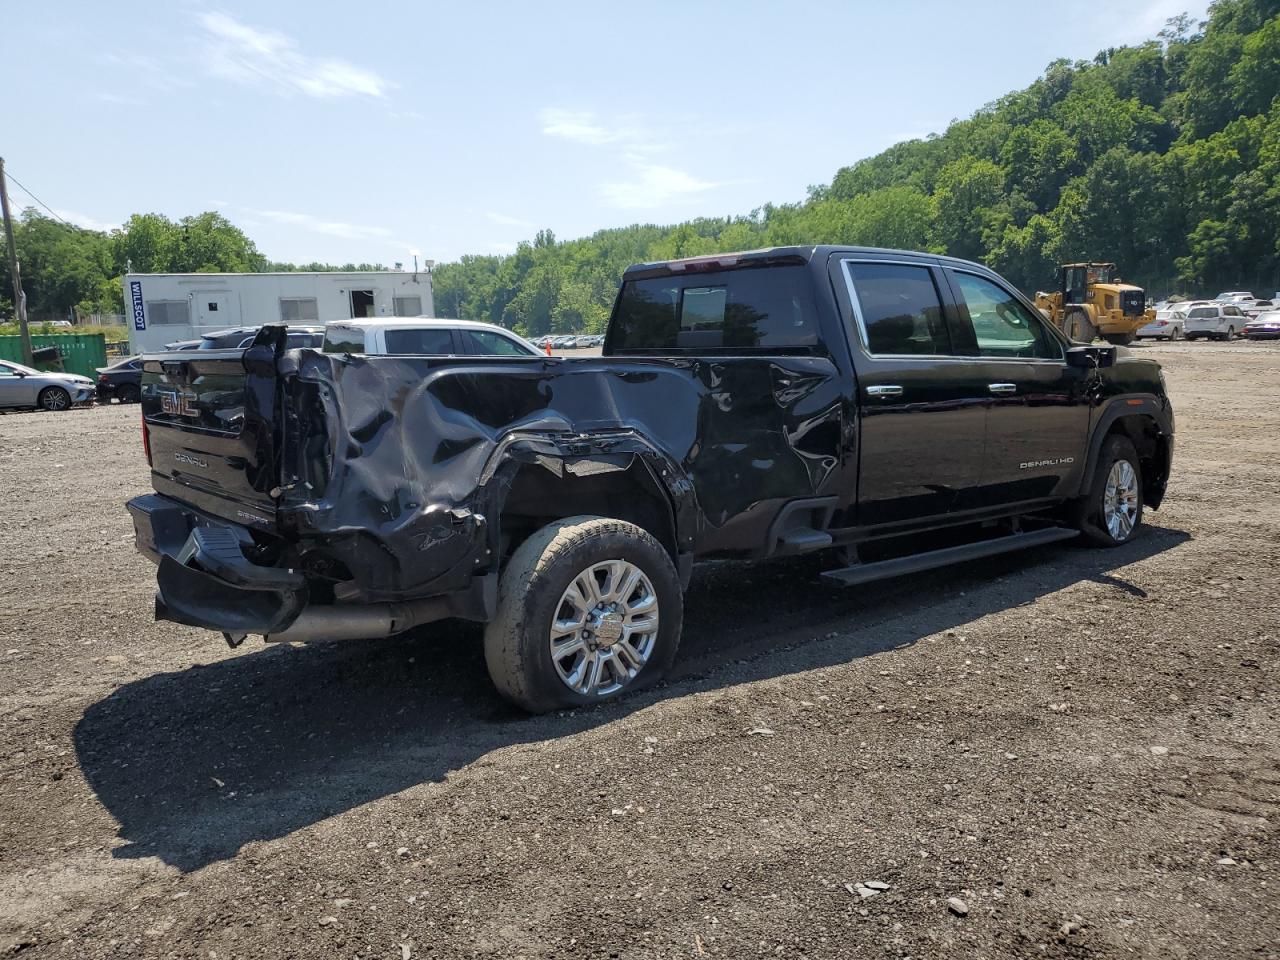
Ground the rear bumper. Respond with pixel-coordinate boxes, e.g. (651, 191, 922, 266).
(127, 493, 307, 635)
(127, 493, 496, 640)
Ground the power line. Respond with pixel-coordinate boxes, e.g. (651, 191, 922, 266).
(2, 168, 75, 228)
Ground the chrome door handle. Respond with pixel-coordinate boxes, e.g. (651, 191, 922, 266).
(866, 385, 903, 398)
(988, 383, 1017, 395)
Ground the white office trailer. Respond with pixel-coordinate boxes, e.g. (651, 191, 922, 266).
(122, 269, 435, 353)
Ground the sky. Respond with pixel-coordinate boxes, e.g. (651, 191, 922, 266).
(4, 0, 1210, 267)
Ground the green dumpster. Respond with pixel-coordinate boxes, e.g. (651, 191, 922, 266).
(0, 333, 108, 379)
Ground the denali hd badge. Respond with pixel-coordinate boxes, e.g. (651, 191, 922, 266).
(1020, 457, 1074, 469)
(160, 389, 198, 417)
(174, 452, 208, 468)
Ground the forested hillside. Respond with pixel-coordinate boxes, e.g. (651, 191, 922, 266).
(434, 0, 1280, 336)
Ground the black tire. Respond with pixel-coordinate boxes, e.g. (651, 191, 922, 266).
(483, 515, 683, 713)
(117, 383, 141, 404)
(1225, 326, 1236, 341)
(1065, 309, 1097, 343)
(1103, 332, 1136, 346)
(37, 386, 71, 412)
(1169, 326, 1181, 341)
(1074, 435, 1144, 547)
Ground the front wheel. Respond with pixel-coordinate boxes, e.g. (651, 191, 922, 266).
(1169, 326, 1181, 342)
(38, 386, 71, 411)
(1225, 326, 1236, 341)
(1074, 435, 1144, 547)
(483, 516, 684, 713)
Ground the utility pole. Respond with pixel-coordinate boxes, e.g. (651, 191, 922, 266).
(0, 157, 33, 365)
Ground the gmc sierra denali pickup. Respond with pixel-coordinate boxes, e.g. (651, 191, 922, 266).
(127, 246, 1174, 712)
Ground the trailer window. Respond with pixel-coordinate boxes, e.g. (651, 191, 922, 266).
(145, 300, 190, 326)
(610, 265, 819, 354)
(280, 297, 319, 322)
(393, 295, 423, 317)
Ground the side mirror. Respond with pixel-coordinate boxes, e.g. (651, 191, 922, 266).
(14, 369, 27, 378)
(1065, 345, 1117, 369)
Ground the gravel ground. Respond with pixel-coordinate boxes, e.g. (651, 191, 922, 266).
(0, 341, 1277, 959)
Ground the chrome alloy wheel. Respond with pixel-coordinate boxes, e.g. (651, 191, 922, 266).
(1104, 459, 1139, 541)
(548, 559, 659, 697)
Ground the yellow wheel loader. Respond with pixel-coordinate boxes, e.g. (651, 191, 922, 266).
(1034, 263, 1155, 345)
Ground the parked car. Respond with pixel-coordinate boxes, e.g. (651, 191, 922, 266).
(1243, 310, 1280, 340)
(322, 318, 540, 356)
(1214, 291, 1255, 302)
(197, 326, 324, 350)
(1184, 303, 1249, 340)
(0, 359, 96, 410)
(1241, 298, 1274, 318)
(1136, 307, 1187, 341)
(95, 356, 143, 403)
(127, 245, 1173, 713)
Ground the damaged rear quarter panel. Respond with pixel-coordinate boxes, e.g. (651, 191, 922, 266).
(277, 349, 846, 600)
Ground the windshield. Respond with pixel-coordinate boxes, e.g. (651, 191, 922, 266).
(0, 360, 39, 376)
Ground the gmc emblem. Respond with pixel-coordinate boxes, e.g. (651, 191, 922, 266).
(160, 389, 198, 417)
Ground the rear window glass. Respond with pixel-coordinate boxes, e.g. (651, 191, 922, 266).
(1188, 307, 1217, 318)
(610, 265, 819, 354)
(384, 328, 455, 354)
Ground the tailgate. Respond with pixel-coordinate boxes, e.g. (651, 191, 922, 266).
(140, 339, 282, 529)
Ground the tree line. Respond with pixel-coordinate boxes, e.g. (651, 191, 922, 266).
(4, 0, 1277, 331)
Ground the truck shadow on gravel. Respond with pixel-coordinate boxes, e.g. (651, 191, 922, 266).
(74, 524, 1188, 872)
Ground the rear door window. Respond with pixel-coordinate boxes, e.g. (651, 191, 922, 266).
(950, 272, 1062, 359)
(610, 265, 819, 354)
(383, 328, 457, 354)
(844, 262, 952, 356)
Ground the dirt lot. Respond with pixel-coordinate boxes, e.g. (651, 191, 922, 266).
(1, 341, 1278, 959)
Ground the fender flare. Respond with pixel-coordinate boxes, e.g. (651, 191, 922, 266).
(1078, 394, 1172, 498)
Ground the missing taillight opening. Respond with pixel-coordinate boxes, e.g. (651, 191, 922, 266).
(141, 414, 152, 466)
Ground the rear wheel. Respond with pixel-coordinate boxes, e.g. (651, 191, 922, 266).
(117, 383, 140, 404)
(1225, 326, 1236, 341)
(1074, 435, 1144, 547)
(483, 516, 683, 713)
(1169, 326, 1181, 341)
(37, 386, 71, 412)
(1103, 332, 1136, 346)
(1065, 309, 1097, 343)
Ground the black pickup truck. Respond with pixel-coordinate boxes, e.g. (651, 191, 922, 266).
(127, 246, 1173, 712)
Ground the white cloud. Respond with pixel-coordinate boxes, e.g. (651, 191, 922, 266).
(599, 161, 718, 210)
(485, 211, 534, 228)
(540, 108, 624, 146)
(248, 208, 405, 246)
(196, 11, 390, 99)
(55, 210, 120, 233)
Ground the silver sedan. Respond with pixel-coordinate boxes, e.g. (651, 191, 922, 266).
(1136, 308, 1187, 340)
(0, 359, 96, 411)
